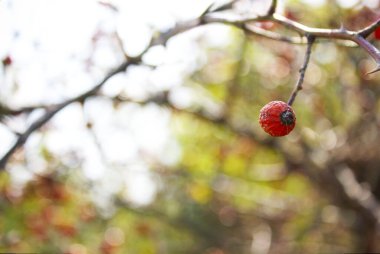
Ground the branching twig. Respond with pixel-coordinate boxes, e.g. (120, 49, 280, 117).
(269, 14, 380, 73)
(287, 35, 315, 106)
(207, 0, 238, 14)
(205, 13, 380, 70)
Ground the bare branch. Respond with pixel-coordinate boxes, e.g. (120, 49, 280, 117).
(244, 23, 306, 44)
(337, 166, 380, 225)
(270, 14, 356, 39)
(207, 0, 238, 13)
(352, 35, 380, 74)
(358, 18, 380, 38)
(97, 1, 119, 12)
(0, 104, 45, 117)
(107, 93, 272, 147)
(287, 35, 315, 106)
(269, 14, 380, 70)
(206, 13, 380, 67)
(0, 61, 132, 169)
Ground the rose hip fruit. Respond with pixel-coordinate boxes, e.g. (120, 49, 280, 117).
(259, 101, 296, 137)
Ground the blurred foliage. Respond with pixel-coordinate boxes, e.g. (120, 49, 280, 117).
(2, 0, 380, 253)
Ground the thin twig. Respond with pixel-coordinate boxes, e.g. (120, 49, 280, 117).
(0, 61, 132, 169)
(358, 18, 380, 38)
(353, 35, 380, 74)
(269, 14, 380, 72)
(287, 35, 315, 106)
(244, 23, 306, 44)
(205, 13, 380, 69)
(244, 23, 356, 47)
(267, 0, 277, 15)
(208, 0, 238, 13)
(0, 104, 46, 116)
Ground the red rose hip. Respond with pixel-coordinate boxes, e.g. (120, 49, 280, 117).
(259, 101, 296, 137)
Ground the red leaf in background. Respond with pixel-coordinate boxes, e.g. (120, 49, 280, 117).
(285, 9, 299, 22)
(259, 21, 276, 30)
(2, 55, 12, 66)
(55, 224, 77, 237)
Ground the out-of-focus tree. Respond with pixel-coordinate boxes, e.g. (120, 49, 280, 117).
(1, 0, 380, 253)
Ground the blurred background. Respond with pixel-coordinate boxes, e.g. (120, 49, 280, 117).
(1, 0, 380, 253)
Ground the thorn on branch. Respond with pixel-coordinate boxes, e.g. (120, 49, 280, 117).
(339, 23, 347, 32)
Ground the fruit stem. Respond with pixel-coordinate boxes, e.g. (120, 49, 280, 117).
(287, 34, 315, 106)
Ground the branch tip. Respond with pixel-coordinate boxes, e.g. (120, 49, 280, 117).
(366, 65, 380, 75)
(200, 2, 214, 17)
(267, 0, 278, 15)
(207, 0, 237, 13)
